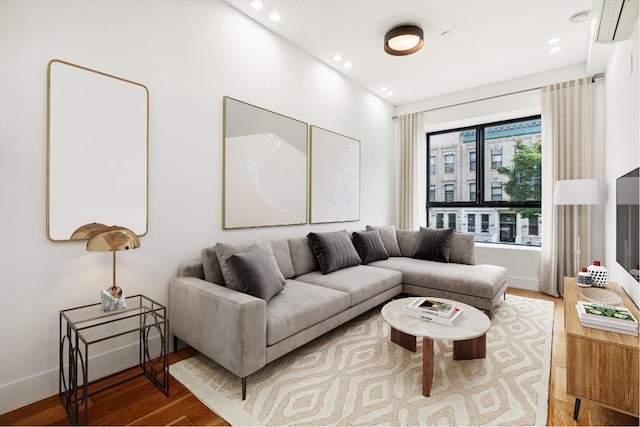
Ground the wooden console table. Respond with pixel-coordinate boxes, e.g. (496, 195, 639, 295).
(564, 276, 639, 419)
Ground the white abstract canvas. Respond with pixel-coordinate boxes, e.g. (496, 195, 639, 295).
(224, 98, 308, 228)
(310, 126, 360, 223)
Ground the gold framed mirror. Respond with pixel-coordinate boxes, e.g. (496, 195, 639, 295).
(47, 59, 149, 242)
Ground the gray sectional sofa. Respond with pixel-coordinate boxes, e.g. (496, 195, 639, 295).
(169, 227, 508, 399)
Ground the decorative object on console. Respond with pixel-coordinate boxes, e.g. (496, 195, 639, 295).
(576, 267, 593, 287)
(384, 25, 424, 56)
(71, 223, 140, 311)
(586, 260, 608, 287)
(309, 126, 360, 223)
(553, 179, 600, 277)
(580, 286, 622, 306)
(223, 97, 308, 229)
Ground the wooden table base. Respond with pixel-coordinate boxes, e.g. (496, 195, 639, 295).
(390, 327, 487, 397)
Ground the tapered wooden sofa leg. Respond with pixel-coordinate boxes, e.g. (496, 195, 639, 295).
(242, 377, 247, 400)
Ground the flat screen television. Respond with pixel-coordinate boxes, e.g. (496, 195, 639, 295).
(616, 167, 640, 282)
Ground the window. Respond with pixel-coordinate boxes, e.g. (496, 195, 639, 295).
(444, 154, 454, 173)
(444, 184, 454, 202)
(448, 213, 456, 230)
(467, 214, 476, 232)
(529, 216, 539, 236)
(491, 148, 502, 169)
(491, 182, 502, 201)
(429, 185, 436, 202)
(426, 116, 542, 246)
(481, 214, 490, 232)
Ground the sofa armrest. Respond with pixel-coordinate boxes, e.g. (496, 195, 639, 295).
(169, 277, 267, 378)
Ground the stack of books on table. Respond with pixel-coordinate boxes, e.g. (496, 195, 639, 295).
(403, 297, 463, 326)
(576, 301, 638, 336)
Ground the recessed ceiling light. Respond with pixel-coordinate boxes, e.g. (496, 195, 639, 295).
(387, 91, 394, 96)
(570, 10, 590, 24)
(332, 54, 343, 62)
(441, 31, 452, 37)
(343, 61, 352, 69)
(380, 86, 388, 92)
(250, 0, 264, 10)
(548, 36, 563, 45)
(548, 46, 563, 53)
(269, 12, 281, 21)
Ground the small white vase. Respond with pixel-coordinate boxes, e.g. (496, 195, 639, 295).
(587, 261, 608, 288)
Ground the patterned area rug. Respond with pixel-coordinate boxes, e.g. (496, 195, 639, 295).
(170, 295, 554, 426)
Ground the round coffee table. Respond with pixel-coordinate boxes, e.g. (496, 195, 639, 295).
(381, 297, 491, 397)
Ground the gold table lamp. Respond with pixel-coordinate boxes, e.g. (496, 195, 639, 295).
(71, 223, 140, 309)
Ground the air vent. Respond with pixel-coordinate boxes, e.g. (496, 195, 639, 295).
(595, 0, 639, 43)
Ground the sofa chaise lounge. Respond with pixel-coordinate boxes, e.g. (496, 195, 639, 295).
(169, 227, 508, 399)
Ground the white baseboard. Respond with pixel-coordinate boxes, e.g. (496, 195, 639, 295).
(0, 335, 163, 415)
(507, 275, 540, 291)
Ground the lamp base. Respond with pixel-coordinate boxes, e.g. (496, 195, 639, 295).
(101, 287, 126, 312)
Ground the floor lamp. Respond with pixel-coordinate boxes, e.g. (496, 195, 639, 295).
(554, 179, 600, 276)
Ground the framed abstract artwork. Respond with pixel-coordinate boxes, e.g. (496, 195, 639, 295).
(223, 97, 308, 228)
(310, 126, 360, 223)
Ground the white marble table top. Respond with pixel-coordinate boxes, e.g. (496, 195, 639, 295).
(381, 297, 491, 341)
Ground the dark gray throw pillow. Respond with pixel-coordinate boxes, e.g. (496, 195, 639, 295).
(413, 227, 455, 263)
(226, 245, 285, 302)
(307, 230, 362, 274)
(352, 230, 389, 264)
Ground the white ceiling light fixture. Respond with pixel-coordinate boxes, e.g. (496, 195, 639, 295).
(332, 54, 343, 62)
(387, 91, 394, 96)
(250, 0, 264, 10)
(570, 10, 590, 24)
(380, 86, 387, 92)
(548, 36, 563, 44)
(384, 25, 424, 56)
(269, 11, 281, 21)
(343, 61, 352, 68)
(548, 45, 563, 53)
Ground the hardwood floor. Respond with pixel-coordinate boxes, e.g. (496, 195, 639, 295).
(1, 288, 638, 426)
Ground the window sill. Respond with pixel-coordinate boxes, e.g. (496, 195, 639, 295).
(475, 242, 541, 252)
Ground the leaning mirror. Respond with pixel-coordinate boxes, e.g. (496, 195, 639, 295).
(47, 60, 149, 241)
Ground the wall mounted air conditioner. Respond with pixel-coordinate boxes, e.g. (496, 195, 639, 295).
(594, 0, 639, 43)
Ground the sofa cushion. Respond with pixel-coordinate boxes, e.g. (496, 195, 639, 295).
(226, 245, 285, 302)
(201, 246, 225, 285)
(296, 265, 402, 306)
(266, 280, 350, 346)
(366, 225, 402, 256)
(214, 240, 285, 288)
(413, 227, 454, 263)
(396, 230, 475, 265)
(287, 236, 318, 277)
(352, 230, 389, 264)
(270, 238, 295, 279)
(307, 230, 362, 274)
(369, 257, 507, 299)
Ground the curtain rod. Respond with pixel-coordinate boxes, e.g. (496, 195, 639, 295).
(392, 73, 604, 119)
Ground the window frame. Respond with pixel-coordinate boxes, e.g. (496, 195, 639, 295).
(426, 115, 541, 211)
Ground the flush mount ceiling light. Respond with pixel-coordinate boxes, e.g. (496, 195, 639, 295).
(384, 25, 424, 56)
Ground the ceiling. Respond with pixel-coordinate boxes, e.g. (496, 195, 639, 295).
(222, 0, 600, 106)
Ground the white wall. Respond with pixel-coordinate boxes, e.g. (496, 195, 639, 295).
(0, 0, 395, 413)
(395, 64, 606, 291)
(603, 24, 640, 306)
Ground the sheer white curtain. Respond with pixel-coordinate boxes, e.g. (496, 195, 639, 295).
(395, 112, 426, 230)
(540, 77, 594, 296)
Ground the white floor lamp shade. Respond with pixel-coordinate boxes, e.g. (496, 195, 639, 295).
(554, 179, 600, 276)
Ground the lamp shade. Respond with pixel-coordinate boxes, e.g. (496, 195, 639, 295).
(384, 25, 424, 56)
(554, 179, 600, 205)
(69, 222, 108, 240)
(86, 226, 140, 252)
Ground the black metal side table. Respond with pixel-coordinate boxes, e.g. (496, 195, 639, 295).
(59, 294, 169, 425)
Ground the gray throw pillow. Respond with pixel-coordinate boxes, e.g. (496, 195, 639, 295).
(366, 225, 402, 256)
(214, 240, 285, 288)
(413, 227, 454, 263)
(307, 230, 362, 274)
(352, 230, 389, 264)
(226, 246, 284, 302)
